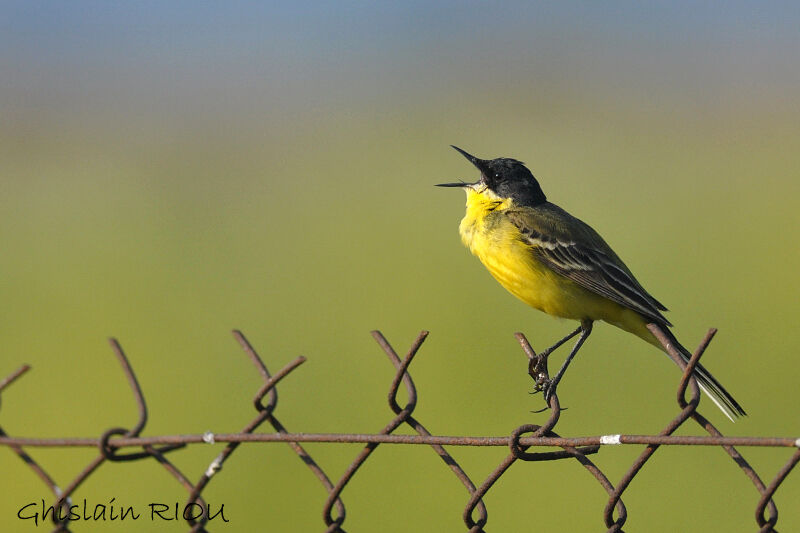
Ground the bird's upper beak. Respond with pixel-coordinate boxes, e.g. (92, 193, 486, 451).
(436, 145, 489, 188)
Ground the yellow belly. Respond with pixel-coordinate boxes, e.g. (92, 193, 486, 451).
(459, 205, 651, 341)
(468, 221, 593, 319)
(455, 188, 666, 353)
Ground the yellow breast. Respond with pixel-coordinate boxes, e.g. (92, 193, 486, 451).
(457, 188, 618, 322)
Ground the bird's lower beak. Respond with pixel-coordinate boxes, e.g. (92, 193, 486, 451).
(436, 145, 491, 189)
(437, 146, 491, 188)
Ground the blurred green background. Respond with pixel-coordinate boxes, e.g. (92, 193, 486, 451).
(1, 2, 799, 531)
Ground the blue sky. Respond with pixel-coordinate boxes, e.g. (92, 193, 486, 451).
(3, 2, 798, 121)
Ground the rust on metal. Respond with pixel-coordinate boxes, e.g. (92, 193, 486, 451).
(0, 328, 797, 532)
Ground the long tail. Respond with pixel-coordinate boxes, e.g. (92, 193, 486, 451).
(652, 324, 746, 421)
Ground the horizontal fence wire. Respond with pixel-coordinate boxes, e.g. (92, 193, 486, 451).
(1, 327, 798, 532)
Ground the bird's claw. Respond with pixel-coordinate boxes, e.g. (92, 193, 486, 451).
(530, 380, 563, 412)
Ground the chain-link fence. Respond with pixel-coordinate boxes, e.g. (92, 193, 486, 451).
(1, 327, 798, 532)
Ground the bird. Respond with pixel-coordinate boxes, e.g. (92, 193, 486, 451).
(437, 146, 745, 420)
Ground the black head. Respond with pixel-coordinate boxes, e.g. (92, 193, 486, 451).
(437, 146, 547, 206)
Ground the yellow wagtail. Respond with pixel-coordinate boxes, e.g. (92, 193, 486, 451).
(438, 146, 745, 420)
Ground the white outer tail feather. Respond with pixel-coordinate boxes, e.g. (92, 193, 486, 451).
(696, 381, 736, 423)
(650, 323, 745, 422)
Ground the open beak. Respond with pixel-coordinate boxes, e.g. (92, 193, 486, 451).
(436, 145, 489, 188)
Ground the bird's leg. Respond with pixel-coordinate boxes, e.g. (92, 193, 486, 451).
(529, 325, 582, 394)
(542, 320, 593, 403)
(539, 325, 584, 359)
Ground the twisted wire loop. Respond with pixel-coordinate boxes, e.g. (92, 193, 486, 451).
(373, 331, 489, 531)
(462, 333, 623, 533)
(1, 328, 799, 532)
(756, 449, 800, 533)
(515, 332, 624, 525)
(601, 325, 783, 533)
(647, 325, 785, 532)
(228, 331, 344, 533)
(598, 329, 710, 532)
(175, 330, 336, 532)
(0, 333, 327, 533)
(321, 331, 488, 532)
(0, 340, 183, 533)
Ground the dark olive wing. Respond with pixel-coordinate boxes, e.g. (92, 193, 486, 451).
(507, 206, 672, 327)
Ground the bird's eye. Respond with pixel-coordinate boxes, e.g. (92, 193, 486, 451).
(495, 173, 500, 178)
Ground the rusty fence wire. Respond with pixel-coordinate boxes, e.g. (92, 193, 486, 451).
(1, 327, 798, 532)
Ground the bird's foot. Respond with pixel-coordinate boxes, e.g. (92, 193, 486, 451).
(531, 371, 550, 395)
(530, 372, 560, 409)
(528, 350, 550, 391)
